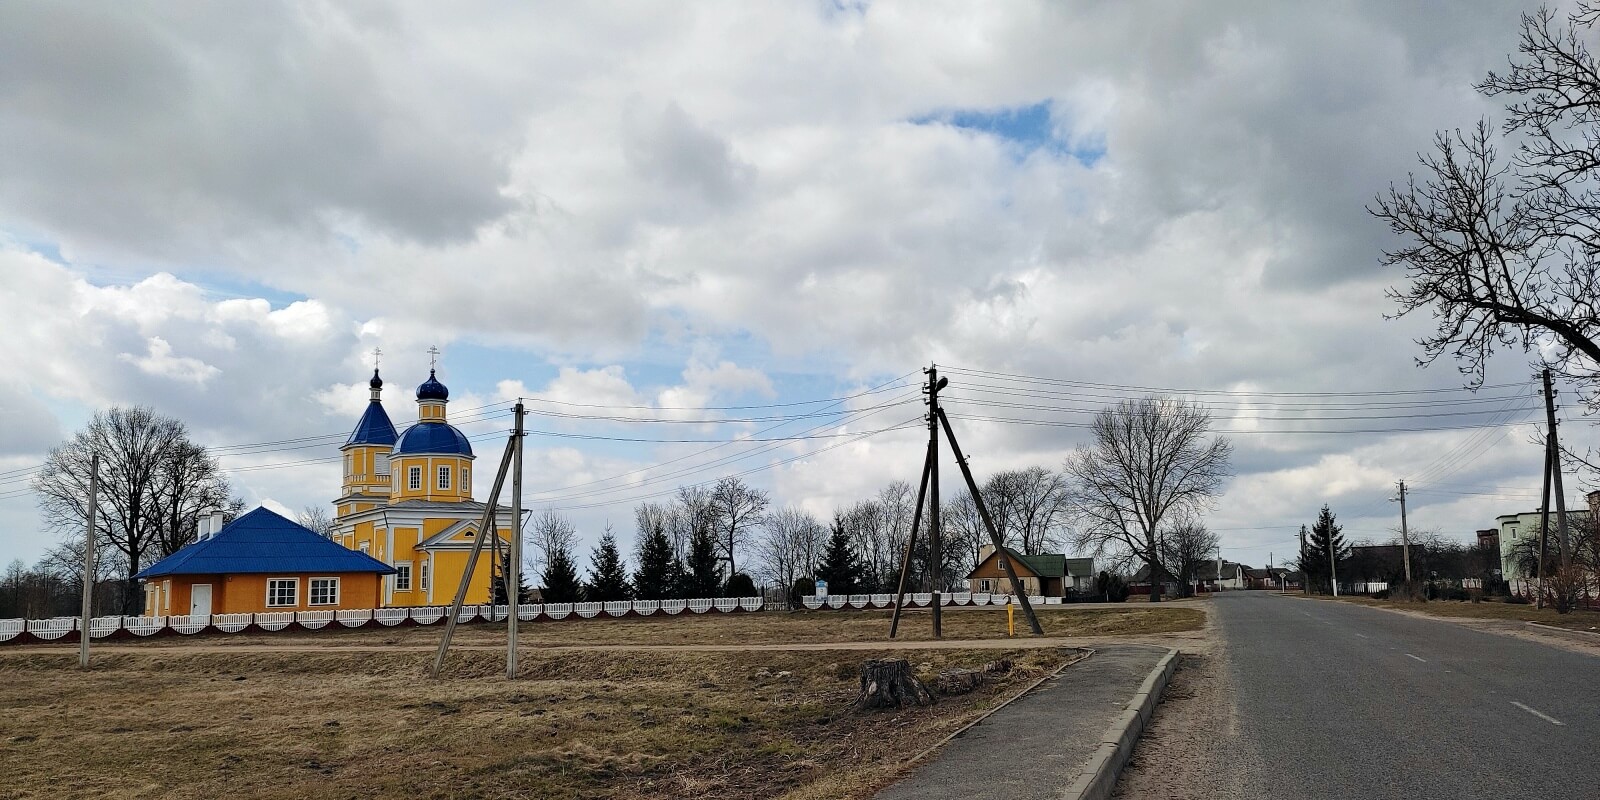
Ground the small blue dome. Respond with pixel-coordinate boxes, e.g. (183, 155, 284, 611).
(394, 421, 473, 456)
(417, 369, 449, 401)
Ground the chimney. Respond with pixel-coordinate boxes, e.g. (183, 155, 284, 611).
(979, 543, 996, 564)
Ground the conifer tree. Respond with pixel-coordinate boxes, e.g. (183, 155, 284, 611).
(814, 513, 864, 596)
(682, 522, 723, 598)
(585, 528, 633, 602)
(632, 518, 676, 600)
(1301, 505, 1350, 594)
(541, 542, 583, 603)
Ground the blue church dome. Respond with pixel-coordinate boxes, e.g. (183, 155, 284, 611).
(393, 421, 473, 456)
(417, 369, 449, 401)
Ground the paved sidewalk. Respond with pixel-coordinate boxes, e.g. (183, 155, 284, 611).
(874, 644, 1170, 800)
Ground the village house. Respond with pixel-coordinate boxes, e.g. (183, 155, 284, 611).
(965, 544, 1093, 597)
(136, 506, 395, 616)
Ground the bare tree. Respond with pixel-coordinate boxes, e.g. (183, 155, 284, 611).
(149, 441, 235, 557)
(669, 485, 720, 562)
(32, 406, 216, 614)
(753, 506, 826, 600)
(709, 476, 769, 578)
(297, 505, 336, 538)
(943, 490, 986, 571)
(1158, 519, 1220, 598)
(1372, 6, 1600, 475)
(529, 508, 578, 572)
(996, 466, 1072, 554)
(1064, 397, 1233, 602)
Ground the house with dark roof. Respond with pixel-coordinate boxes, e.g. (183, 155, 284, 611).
(964, 544, 1093, 597)
(136, 506, 396, 616)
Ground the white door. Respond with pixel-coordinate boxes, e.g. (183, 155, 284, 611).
(189, 584, 213, 617)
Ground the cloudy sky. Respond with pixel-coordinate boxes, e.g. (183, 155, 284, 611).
(2, 0, 1590, 571)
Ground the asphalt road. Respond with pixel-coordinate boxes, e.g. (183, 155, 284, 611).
(1218, 592, 1600, 799)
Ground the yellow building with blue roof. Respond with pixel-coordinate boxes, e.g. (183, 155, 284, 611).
(332, 366, 513, 607)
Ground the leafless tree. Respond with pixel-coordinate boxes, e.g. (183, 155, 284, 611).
(529, 508, 578, 572)
(297, 505, 336, 538)
(943, 490, 986, 570)
(32, 406, 228, 614)
(1064, 397, 1233, 602)
(993, 466, 1072, 554)
(753, 506, 826, 599)
(1372, 6, 1600, 477)
(1158, 519, 1220, 598)
(709, 476, 769, 577)
(669, 485, 720, 562)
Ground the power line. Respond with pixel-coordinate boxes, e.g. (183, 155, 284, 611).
(936, 364, 1532, 397)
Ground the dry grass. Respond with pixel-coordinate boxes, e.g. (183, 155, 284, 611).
(0, 645, 1081, 800)
(1329, 595, 1600, 631)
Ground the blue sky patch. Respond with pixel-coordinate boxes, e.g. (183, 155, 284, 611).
(913, 100, 1105, 167)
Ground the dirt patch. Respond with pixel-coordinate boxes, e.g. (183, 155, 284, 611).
(0, 645, 1085, 800)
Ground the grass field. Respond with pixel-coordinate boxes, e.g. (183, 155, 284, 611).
(0, 605, 1197, 799)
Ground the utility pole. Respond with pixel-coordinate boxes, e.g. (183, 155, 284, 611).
(1540, 368, 1572, 569)
(888, 367, 1043, 638)
(1327, 526, 1340, 598)
(1299, 525, 1308, 595)
(1395, 480, 1413, 586)
(928, 366, 943, 638)
(1535, 435, 1554, 609)
(506, 401, 525, 679)
(78, 454, 99, 669)
(431, 428, 517, 679)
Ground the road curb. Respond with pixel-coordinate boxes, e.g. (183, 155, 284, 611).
(1526, 621, 1600, 640)
(1058, 647, 1179, 800)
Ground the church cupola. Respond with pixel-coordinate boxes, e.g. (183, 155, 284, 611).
(416, 369, 449, 422)
(339, 362, 400, 519)
(388, 357, 474, 503)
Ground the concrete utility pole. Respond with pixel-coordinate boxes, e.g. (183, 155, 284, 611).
(431, 430, 517, 679)
(506, 402, 525, 680)
(78, 453, 99, 669)
(1327, 528, 1340, 598)
(1300, 526, 1309, 595)
(1536, 435, 1554, 609)
(1395, 480, 1413, 585)
(1540, 369, 1572, 569)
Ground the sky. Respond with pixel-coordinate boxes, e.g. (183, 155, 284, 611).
(2, 0, 1594, 572)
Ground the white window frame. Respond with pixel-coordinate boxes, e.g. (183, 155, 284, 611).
(308, 577, 340, 606)
(374, 452, 390, 476)
(394, 562, 413, 592)
(344, 452, 353, 476)
(266, 578, 299, 608)
(420, 562, 430, 592)
(408, 466, 422, 491)
(359, 541, 371, 554)
(462, 466, 470, 492)
(438, 465, 451, 490)
(980, 579, 994, 593)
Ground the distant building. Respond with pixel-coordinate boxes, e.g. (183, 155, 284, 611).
(1496, 506, 1594, 591)
(1476, 529, 1500, 569)
(136, 507, 395, 616)
(965, 544, 1093, 597)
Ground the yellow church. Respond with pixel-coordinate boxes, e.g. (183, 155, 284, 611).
(331, 366, 514, 606)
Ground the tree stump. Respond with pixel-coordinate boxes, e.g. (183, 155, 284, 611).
(934, 668, 983, 696)
(855, 659, 935, 710)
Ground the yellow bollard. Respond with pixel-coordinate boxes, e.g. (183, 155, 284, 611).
(1007, 599, 1015, 637)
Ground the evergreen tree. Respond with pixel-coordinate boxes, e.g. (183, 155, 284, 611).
(541, 543, 583, 603)
(724, 572, 757, 598)
(492, 551, 532, 604)
(1301, 506, 1350, 594)
(681, 522, 723, 598)
(814, 513, 864, 596)
(632, 519, 676, 600)
(585, 528, 633, 602)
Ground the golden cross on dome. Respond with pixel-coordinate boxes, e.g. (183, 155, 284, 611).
(427, 345, 440, 369)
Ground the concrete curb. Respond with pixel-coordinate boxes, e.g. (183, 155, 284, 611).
(1526, 621, 1600, 640)
(1058, 647, 1179, 800)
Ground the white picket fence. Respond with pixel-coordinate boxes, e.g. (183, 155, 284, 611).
(0, 591, 1063, 645)
(0, 596, 767, 644)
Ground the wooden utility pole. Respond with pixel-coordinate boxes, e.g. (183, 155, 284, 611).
(927, 367, 943, 638)
(888, 443, 933, 639)
(937, 407, 1043, 635)
(887, 368, 1044, 638)
(1535, 435, 1554, 609)
(1396, 480, 1412, 586)
(1540, 369, 1572, 569)
(78, 453, 99, 669)
(431, 430, 517, 679)
(506, 402, 525, 679)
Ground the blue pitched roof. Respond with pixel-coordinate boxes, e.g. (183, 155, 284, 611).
(136, 507, 397, 579)
(393, 421, 473, 456)
(345, 400, 398, 447)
